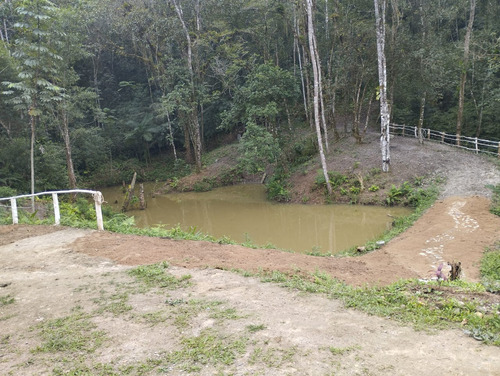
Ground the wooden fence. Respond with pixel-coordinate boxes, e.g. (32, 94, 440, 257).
(389, 124, 500, 157)
(0, 189, 105, 231)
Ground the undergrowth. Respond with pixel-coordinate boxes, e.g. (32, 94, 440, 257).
(488, 184, 500, 216)
(481, 243, 500, 293)
(338, 180, 440, 257)
(255, 270, 500, 346)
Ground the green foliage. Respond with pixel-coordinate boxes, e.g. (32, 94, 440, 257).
(368, 185, 380, 192)
(220, 63, 298, 133)
(0, 187, 16, 198)
(0, 137, 30, 191)
(266, 173, 291, 202)
(339, 182, 440, 257)
(288, 135, 318, 166)
(480, 244, 500, 293)
(238, 122, 280, 174)
(487, 184, 500, 216)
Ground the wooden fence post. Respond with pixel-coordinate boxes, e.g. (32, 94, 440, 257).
(10, 198, 18, 224)
(475, 138, 478, 154)
(52, 193, 60, 225)
(122, 172, 137, 212)
(441, 132, 445, 143)
(402, 124, 405, 137)
(498, 142, 500, 158)
(93, 191, 105, 231)
(139, 183, 146, 210)
(428, 129, 431, 140)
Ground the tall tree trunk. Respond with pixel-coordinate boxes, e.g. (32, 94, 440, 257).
(417, 92, 426, 145)
(61, 110, 77, 190)
(456, 0, 476, 146)
(171, 0, 202, 171)
(30, 114, 35, 212)
(418, 0, 426, 146)
(166, 111, 178, 161)
(305, 0, 332, 195)
(374, 0, 390, 172)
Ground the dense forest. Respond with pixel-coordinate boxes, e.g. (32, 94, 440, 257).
(0, 0, 499, 195)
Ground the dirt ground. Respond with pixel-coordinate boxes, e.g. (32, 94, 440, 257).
(1, 136, 500, 375)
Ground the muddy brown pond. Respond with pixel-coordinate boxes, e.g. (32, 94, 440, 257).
(100, 184, 411, 254)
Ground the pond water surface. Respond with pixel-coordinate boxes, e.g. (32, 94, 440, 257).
(100, 184, 410, 254)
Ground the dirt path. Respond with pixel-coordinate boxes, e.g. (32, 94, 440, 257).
(1, 226, 500, 375)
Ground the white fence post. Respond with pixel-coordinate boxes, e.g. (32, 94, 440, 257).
(10, 198, 18, 224)
(93, 191, 104, 231)
(475, 138, 478, 154)
(1, 189, 105, 230)
(52, 193, 60, 226)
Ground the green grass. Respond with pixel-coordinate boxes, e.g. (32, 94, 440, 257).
(139, 310, 169, 326)
(246, 324, 266, 333)
(338, 181, 440, 257)
(248, 345, 298, 368)
(166, 329, 248, 372)
(480, 243, 500, 293)
(128, 262, 192, 290)
(256, 270, 500, 346)
(488, 184, 500, 216)
(172, 299, 242, 329)
(0, 294, 15, 307)
(33, 311, 107, 353)
(93, 292, 133, 316)
(52, 363, 120, 376)
(328, 345, 359, 356)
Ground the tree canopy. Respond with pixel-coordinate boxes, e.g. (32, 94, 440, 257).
(0, 0, 499, 193)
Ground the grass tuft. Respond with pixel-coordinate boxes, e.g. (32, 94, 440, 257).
(33, 311, 106, 353)
(128, 262, 192, 290)
(167, 329, 248, 372)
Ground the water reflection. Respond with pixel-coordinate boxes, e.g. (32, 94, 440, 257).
(100, 184, 410, 254)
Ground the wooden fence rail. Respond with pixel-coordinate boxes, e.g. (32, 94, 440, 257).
(0, 189, 105, 231)
(389, 124, 500, 157)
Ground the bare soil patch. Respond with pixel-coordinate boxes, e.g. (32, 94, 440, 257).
(1, 225, 500, 375)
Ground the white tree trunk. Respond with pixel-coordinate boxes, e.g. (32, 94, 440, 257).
(456, 0, 476, 146)
(305, 0, 332, 195)
(374, 0, 390, 173)
(418, 92, 426, 145)
(171, 0, 202, 171)
(30, 114, 35, 212)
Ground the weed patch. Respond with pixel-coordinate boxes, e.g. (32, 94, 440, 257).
(166, 329, 248, 372)
(93, 292, 132, 316)
(33, 311, 106, 353)
(481, 243, 500, 293)
(128, 262, 192, 290)
(249, 345, 297, 368)
(0, 294, 15, 307)
(255, 270, 500, 346)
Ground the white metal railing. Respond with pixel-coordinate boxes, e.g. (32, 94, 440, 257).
(389, 124, 500, 157)
(0, 189, 105, 231)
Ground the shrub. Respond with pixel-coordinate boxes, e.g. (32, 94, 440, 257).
(266, 176, 291, 202)
(487, 184, 500, 216)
